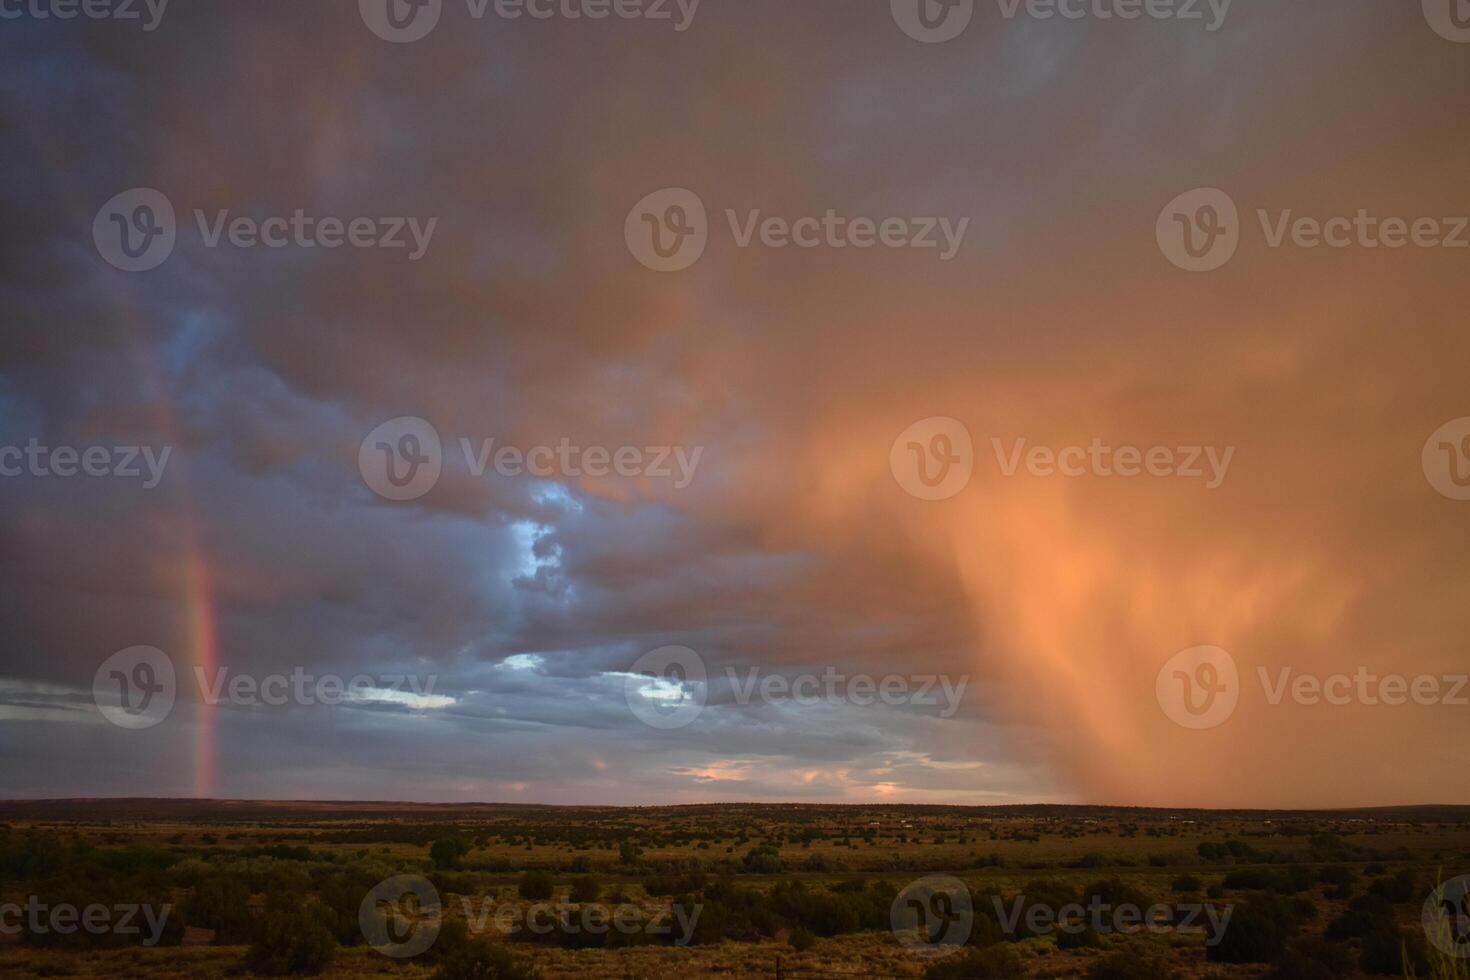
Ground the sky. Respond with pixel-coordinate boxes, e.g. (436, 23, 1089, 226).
(0, 0, 1467, 808)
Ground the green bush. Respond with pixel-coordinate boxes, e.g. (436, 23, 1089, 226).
(1206, 900, 1288, 964)
(741, 845, 782, 874)
(518, 872, 553, 901)
(243, 897, 337, 975)
(179, 874, 254, 944)
(568, 877, 600, 903)
(1087, 944, 1175, 980)
(431, 838, 472, 871)
(431, 937, 537, 980)
(925, 944, 1026, 979)
(1360, 924, 1430, 976)
(1056, 924, 1103, 949)
(788, 926, 815, 951)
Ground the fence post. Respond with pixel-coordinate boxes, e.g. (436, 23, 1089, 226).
(774, 955, 783, 980)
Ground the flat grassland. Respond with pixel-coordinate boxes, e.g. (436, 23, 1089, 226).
(0, 800, 1466, 978)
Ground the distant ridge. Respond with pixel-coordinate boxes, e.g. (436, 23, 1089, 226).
(0, 798, 1466, 823)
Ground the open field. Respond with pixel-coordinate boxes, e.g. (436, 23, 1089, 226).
(1, 800, 1467, 978)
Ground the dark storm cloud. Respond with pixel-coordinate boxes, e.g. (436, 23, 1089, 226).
(1, 0, 1467, 804)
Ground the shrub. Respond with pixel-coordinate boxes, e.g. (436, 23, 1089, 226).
(1206, 900, 1288, 964)
(179, 875, 254, 944)
(1271, 936, 1354, 978)
(1222, 869, 1267, 890)
(1367, 869, 1417, 904)
(1082, 878, 1154, 912)
(568, 877, 599, 903)
(243, 897, 337, 976)
(1360, 924, 1430, 976)
(1326, 892, 1394, 942)
(741, 845, 782, 874)
(642, 871, 705, 897)
(1087, 944, 1175, 980)
(431, 838, 472, 871)
(518, 872, 553, 901)
(431, 937, 536, 980)
(1171, 874, 1201, 894)
(788, 926, 815, 951)
(1057, 924, 1104, 949)
(1320, 865, 1356, 900)
(925, 944, 1026, 979)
